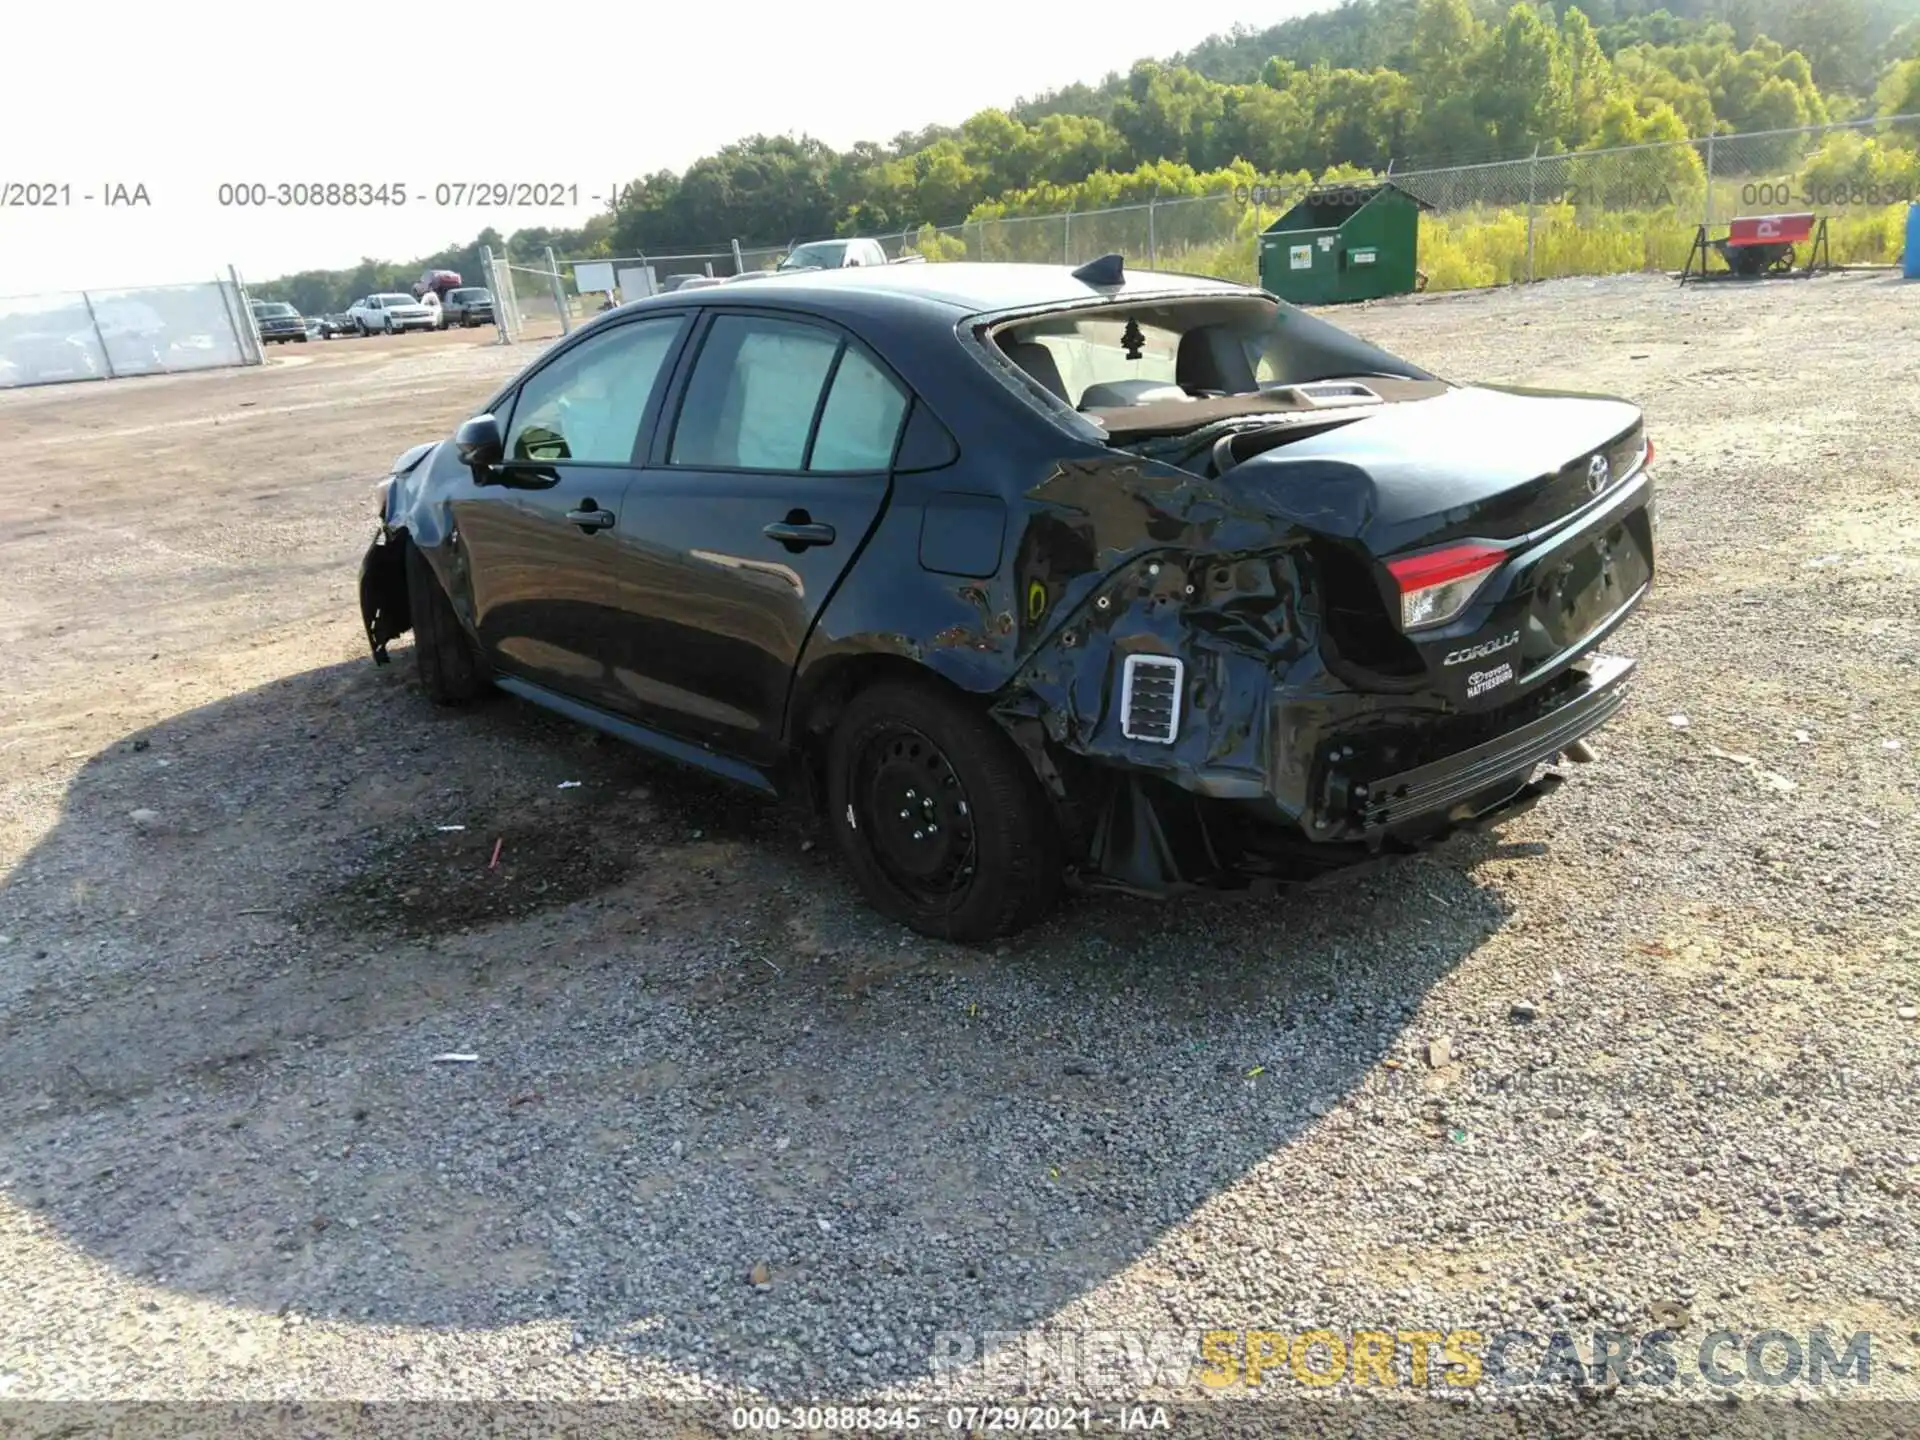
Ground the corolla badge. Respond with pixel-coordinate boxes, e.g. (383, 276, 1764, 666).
(1444, 630, 1519, 666)
(1586, 453, 1611, 496)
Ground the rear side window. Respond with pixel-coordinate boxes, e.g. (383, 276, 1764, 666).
(809, 347, 908, 471)
(671, 316, 839, 470)
(670, 314, 909, 473)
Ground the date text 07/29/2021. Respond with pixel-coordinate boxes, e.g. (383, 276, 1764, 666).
(0, 181, 644, 211)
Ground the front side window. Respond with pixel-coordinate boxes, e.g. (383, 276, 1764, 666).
(505, 315, 683, 465)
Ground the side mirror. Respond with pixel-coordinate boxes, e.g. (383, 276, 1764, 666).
(455, 413, 504, 468)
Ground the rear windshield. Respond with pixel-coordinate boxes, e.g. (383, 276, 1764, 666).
(449, 288, 490, 302)
(986, 294, 1439, 436)
(375, 294, 413, 305)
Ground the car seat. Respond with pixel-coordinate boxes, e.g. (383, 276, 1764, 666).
(1001, 340, 1070, 404)
(1175, 326, 1258, 396)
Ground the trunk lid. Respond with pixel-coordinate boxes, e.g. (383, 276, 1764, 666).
(1223, 384, 1643, 556)
(1222, 384, 1653, 709)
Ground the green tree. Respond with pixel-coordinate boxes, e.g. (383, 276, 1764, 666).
(1876, 55, 1920, 115)
(1408, 0, 1496, 158)
(960, 109, 1036, 195)
(1563, 7, 1621, 144)
(1777, 0, 1873, 94)
(1026, 113, 1130, 186)
(1477, 4, 1575, 153)
(1110, 63, 1229, 168)
(908, 139, 982, 223)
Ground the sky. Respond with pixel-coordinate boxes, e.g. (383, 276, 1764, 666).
(2, 0, 1324, 295)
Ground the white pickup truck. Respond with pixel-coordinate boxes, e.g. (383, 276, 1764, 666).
(728, 238, 929, 282)
(346, 293, 438, 336)
(778, 238, 891, 271)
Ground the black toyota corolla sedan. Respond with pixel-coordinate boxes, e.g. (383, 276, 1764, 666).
(360, 257, 1655, 940)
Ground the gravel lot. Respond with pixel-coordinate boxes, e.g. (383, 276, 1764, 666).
(0, 276, 1916, 1429)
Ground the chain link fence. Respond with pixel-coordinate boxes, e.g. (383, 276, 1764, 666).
(1385, 113, 1920, 288)
(471, 113, 1920, 346)
(0, 273, 263, 389)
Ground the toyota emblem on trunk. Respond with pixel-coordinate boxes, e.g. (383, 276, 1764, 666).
(1586, 453, 1611, 495)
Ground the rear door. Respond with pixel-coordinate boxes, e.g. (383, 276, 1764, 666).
(608, 308, 912, 761)
(451, 311, 691, 713)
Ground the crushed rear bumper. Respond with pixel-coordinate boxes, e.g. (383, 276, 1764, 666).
(1323, 653, 1634, 835)
(1069, 653, 1637, 895)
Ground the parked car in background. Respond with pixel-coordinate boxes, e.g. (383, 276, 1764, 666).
(250, 300, 308, 344)
(440, 287, 495, 327)
(315, 312, 357, 339)
(358, 257, 1656, 941)
(348, 294, 437, 335)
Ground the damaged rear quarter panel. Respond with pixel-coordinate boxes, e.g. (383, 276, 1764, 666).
(985, 453, 1332, 802)
(794, 441, 1329, 809)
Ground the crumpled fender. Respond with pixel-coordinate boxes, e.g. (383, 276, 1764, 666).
(361, 441, 455, 662)
(380, 441, 453, 548)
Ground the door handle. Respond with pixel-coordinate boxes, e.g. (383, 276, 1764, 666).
(763, 520, 836, 550)
(566, 504, 615, 533)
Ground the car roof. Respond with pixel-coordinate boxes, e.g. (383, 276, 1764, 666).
(629, 261, 1257, 322)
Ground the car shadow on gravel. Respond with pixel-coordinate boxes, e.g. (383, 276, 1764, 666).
(0, 650, 1517, 1396)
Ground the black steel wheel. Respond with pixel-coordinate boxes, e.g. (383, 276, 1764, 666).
(852, 721, 978, 908)
(826, 680, 1062, 942)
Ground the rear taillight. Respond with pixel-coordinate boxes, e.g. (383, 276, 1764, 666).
(1386, 541, 1507, 632)
(1644, 436, 1655, 466)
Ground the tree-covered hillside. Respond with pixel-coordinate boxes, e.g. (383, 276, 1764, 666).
(259, 0, 1920, 312)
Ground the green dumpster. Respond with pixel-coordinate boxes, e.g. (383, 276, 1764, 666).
(1258, 182, 1430, 304)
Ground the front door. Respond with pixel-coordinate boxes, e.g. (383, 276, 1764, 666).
(608, 310, 912, 761)
(453, 311, 690, 714)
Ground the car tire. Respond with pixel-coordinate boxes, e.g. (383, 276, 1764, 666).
(826, 680, 1062, 942)
(404, 541, 489, 706)
(297, 333, 308, 342)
